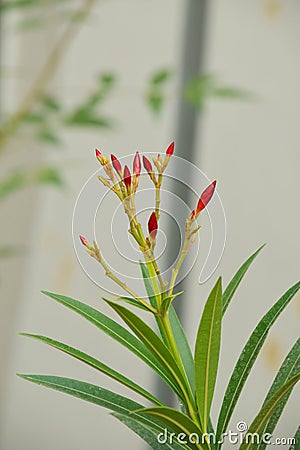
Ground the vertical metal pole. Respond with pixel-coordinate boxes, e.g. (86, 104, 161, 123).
(154, 0, 208, 406)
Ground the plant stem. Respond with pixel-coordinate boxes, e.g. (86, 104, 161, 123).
(168, 235, 189, 297)
(0, 0, 96, 154)
(155, 173, 162, 219)
(92, 245, 157, 314)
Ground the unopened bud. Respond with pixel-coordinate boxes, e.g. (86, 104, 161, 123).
(148, 211, 158, 239)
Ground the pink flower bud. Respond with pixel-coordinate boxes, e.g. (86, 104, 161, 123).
(148, 212, 158, 239)
(79, 235, 88, 247)
(111, 154, 122, 175)
(143, 155, 153, 174)
(123, 165, 131, 189)
(166, 141, 175, 156)
(196, 180, 217, 215)
(133, 151, 141, 177)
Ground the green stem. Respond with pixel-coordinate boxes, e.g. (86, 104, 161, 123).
(168, 235, 189, 297)
(155, 174, 162, 219)
(92, 245, 157, 314)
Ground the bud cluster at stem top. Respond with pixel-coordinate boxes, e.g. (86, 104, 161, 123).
(80, 142, 217, 313)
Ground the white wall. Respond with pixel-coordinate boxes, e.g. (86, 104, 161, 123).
(0, 1, 299, 450)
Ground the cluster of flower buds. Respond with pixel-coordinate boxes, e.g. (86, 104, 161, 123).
(79, 235, 101, 262)
(143, 142, 174, 186)
(82, 144, 217, 266)
(95, 149, 143, 199)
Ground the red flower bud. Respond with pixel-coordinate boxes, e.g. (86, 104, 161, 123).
(111, 154, 122, 175)
(79, 235, 88, 247)
(166, 141, 175, 156)
(133, 151, 141, 177)
(123, 165, 131, 189)
(190, 210, 196, 220)
(95, 149, 102, 159)
(148, 211, 158, 239)
(196, 180, 217, 215)
(143, 155, 153, 174)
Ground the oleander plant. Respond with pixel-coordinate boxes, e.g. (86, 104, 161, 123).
(19, 143, 300, 449)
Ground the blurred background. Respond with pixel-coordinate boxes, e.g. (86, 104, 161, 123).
(0, 0, 299, 449)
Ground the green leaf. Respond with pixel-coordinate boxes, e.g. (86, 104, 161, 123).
(113, 412, 187, 450)
(17, 374, 144, 413)
(104, 299, 189, 401)
(184, 75, 214, 110)
(254, 338, 300, 450)
(139, 262, 195, 394)
(41, 96, 61, 111)
(21, 333, 162, 406)
(150, 69, 172, 86)
(37, 129, 62, 146)
(289, 426, 300, 450)
(0, 246, 25, 258)
(146, 93, 164, 115)
(134, 406, 208, 450)
(239, 374, 300, 450)
(222, 245, 266, 315)
(116, 296, 151, 312)
(195, 277, 222, 432)
(212, 86, 251, 100)
(139, 261, 157, 309)
(0, 172, 26, 201)
(161, 293, 183, 316)
(41, 291, 179, 396)
(216, 281, 300, 446)
(146, 69, 172, 116)
(169, 306, 195, 395)
(18, 374, 186, 449)
(98, 72, 116, 88)
(23, 112, 45, 123)
(16, 16, 42, 30)
(0, 0, 41, 11)
(65, 110, 112, 128)
(34, 167, 64, 187)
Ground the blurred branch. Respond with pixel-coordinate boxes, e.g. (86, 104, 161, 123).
(0, 0, 96, 154)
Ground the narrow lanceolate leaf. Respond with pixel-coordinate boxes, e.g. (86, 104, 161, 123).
(239, 374, 300, 450)
(41, 291, 179, 395)
(169, 306, 195, 394)
(140, 262, 195, 392)
(104, 300, 189, 402)
(222, 244, 265, 315)
(134, 407, 209, 450)
(289, 426, 300, 450)
(20, 333, 162, 406)
(161, 293, 183, 316)
(18, 374, 184, 449)
(255, 338, 300, 450)
(113, 413, 188, 450)
(17, 374, 145, 413)
(195, 277, 222, 432)
(18, 374, 186, 450)
(115, 296, 151, 312)
(216, 281, 300, 446)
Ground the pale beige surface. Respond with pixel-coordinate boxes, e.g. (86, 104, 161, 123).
(0, 1, 299, 450)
